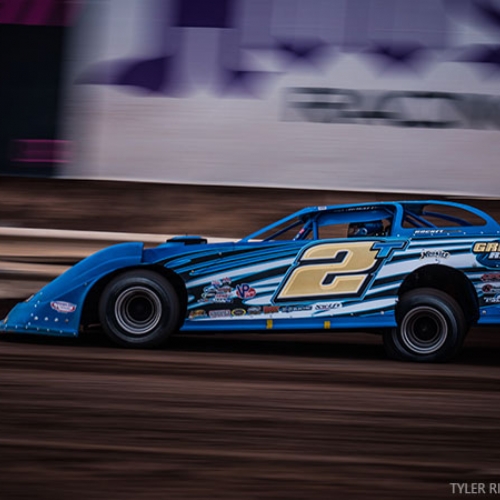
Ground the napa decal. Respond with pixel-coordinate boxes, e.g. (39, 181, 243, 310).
(473, 241, 500, 269)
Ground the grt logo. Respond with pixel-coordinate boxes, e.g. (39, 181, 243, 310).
(473, 241, 500, 269)
(473, 242, 500, 253)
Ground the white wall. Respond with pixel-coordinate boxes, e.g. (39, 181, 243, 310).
(62, 0, 500, 197)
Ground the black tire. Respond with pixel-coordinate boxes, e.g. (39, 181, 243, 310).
(384, 288, 467, 362)
(99, 270, 180, 348)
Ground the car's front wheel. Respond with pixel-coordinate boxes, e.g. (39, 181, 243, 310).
(99, 270, 180, 348)
(383, 288, 467, 362)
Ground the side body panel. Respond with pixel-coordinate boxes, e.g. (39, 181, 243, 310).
(173, 235, 500, 331)
(0, 242, 145, 336)
(172, 238, 408, 331)
(2, 231, 500, 338)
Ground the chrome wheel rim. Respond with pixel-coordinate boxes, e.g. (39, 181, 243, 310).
(114, 286, 162, 336)
(400, 306, 448, 354)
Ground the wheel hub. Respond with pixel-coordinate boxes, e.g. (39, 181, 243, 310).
(114, 286, 162, 336)
(401, 306, 448, 354)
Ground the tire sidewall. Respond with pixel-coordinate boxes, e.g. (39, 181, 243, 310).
(99, 270, 179, 348)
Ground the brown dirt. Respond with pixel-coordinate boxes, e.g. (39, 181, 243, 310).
(2, 176, 500, 237)
(0, 329, 499, 500)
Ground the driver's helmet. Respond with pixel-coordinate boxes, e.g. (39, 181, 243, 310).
(348, 221, 384, 237)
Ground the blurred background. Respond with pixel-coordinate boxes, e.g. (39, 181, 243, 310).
(1, 1, 500, 499)
(2, 0, 500, 196)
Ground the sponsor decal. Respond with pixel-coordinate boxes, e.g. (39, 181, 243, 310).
(209, 309, 231, 319)
(50, 301, 77, 313)
(263, 306, 279, 314)
(201, 278, 234, 303)
(473, 242, 500, 268)
(315, 302, 342, 311)
(482, 273, 500, 282)
(341, 206, 378, 213)
(236, 284, 256, 299)
(213, 277, 232, 287)
(279, 305, 312, 313)
(248, 307, 262, 315)
(420, 250, 450, 260)
(482, 284, 500, 294)
(213, 292, 233, 303)
(201, 291, 215, 301)
(188, 309, 207, 319)
(201, 291, 232, 303)
(231, 309, 246, 317)
(473, 242, 500, 253)
(485, 295, 500, 304)
(414, 229, 446, 235)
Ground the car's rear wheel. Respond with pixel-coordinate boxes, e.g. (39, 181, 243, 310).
(384, 288, 467, 362)
(99, 270, 180, 348)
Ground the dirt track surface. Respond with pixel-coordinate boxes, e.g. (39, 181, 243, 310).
(1, 324, 500, 500)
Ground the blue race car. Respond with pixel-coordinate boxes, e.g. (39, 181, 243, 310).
(2, 200, 500, 362)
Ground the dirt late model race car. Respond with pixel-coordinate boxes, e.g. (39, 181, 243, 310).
(2, 200, 500, 362)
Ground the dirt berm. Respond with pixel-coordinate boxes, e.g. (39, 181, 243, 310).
(2, 176, 500, 236)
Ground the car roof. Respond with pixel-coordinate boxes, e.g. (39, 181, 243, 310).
(293, 200, 490, 219)
(241, 200, 500, 242)
(291, 200, 496, 224)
